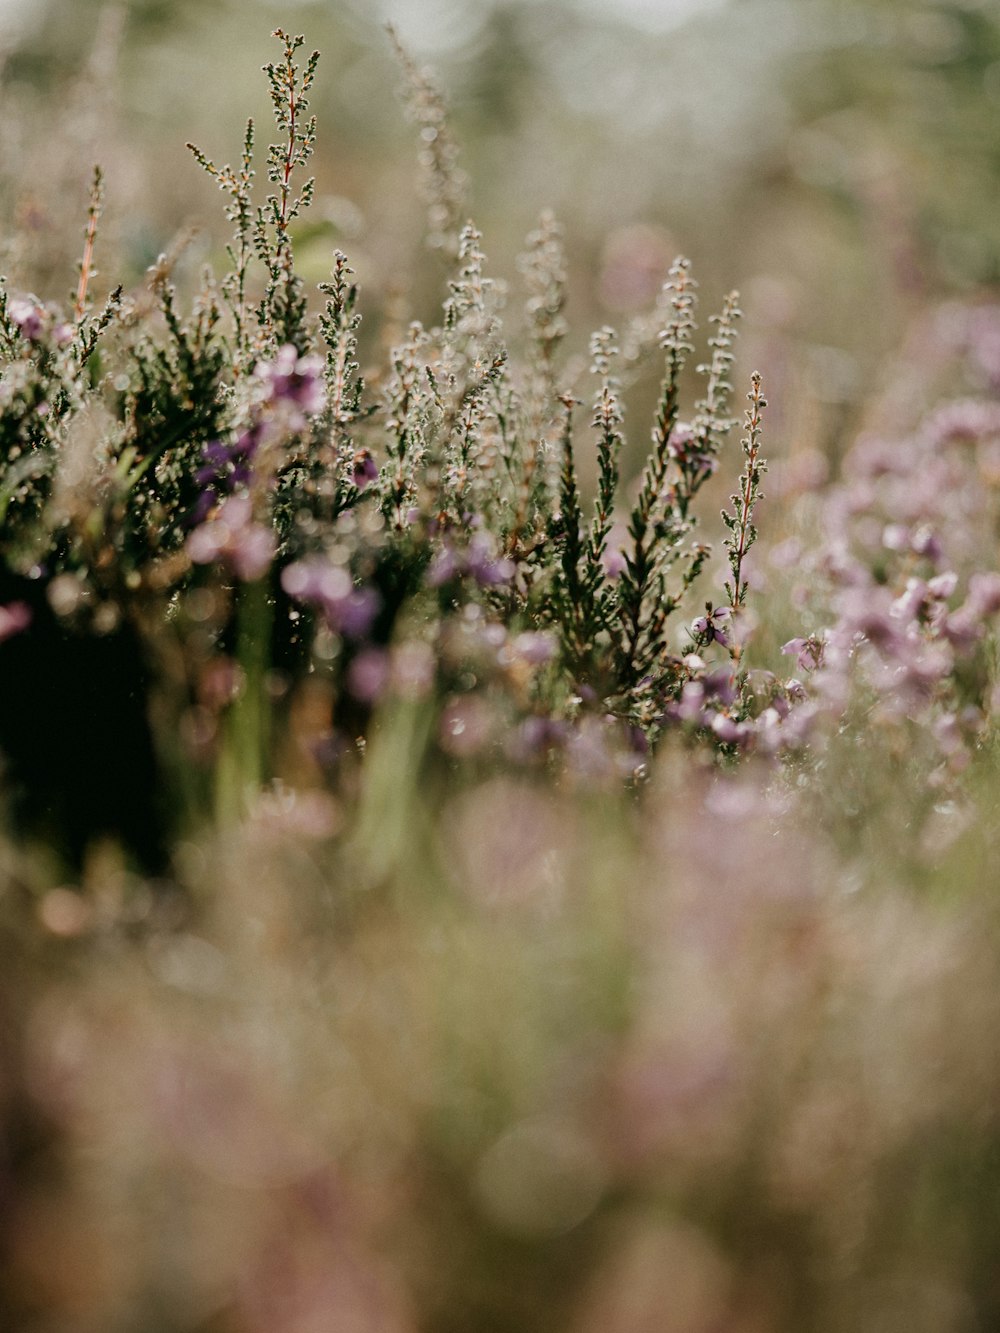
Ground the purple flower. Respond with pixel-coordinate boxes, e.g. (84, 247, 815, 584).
(927, 571, 958, 601)
(281, 558, 381, 640)
(702, 667, 738, 707)
(439, 694, 495, 758)
(427, 534, 515, 589)
(709, 712, 749, 745)
(673, 680, 706, 723)
(186, 495, 275, 581)
(510, 631, 558, 666)
(0, 600, 31, 643)
(346, 647, 390, 703)
(781, 636, 824, 672)
(505, 715, 567, 764)
(467, 534, 516, 587)
(965, 572, 1000, 618)
(337, 588, 380, 640)
(891, 578, 929, 623)
(691, 606, 731, 647)
(667, 421, 716, 480)
(601, 545, 627, 579)
(426, 546, 459, 588)
(255, 344, 326, 431)
(351, 449, 378, 491)
(191, 429, 261, 525)
(8, 298, 45, 341)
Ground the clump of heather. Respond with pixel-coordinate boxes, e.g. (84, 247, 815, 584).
(0, 29, 772, 858)
(769, 326, 1000, 777)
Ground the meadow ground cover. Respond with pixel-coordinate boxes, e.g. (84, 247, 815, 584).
(3, 15, 1000, 1333)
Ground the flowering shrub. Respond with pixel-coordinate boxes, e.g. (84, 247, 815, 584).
(5, 26, 1000, 1333)
(0, 30, 777, 857)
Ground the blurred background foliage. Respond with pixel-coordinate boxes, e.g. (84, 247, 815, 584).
(1, 0, 999, 473)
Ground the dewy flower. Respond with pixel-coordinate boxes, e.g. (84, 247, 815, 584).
(186, 494, 275, 581)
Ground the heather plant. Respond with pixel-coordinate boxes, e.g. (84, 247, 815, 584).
(766, 314, 1000, 786)
(0, 28, 776, 857)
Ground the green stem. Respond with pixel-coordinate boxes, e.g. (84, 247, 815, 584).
(215, 576, 272, 823)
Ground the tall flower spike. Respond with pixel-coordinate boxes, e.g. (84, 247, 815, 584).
(723, 371, 768, 621)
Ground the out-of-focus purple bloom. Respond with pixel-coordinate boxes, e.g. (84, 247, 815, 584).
(702, 667, 737, 708)
(964, 305, 1000, 388)
(673, 680, 706, 723)
(881, 523, 943, 564)
(891, 578, 929, 623)
(254, 344, 326, 430)
(927, 571, 959, 601)
(925, 398, 1000, 445)
(281, 557, 380, 640)
(351, 448, 378, 491)
(0, 600, 31, 643)
(191, 428, 261, 525)
(881, 523, 908, 552)
(439, 694, 495, 758)
(965, 572, 1000, 618)
(911, 525, 944, 563)
(601, 545, 627, 579)
(282, 558, 351, 605)
(940, 608, 982, 650)
(709, 712, 749, 745)
(8, 298, 44, 341)
(337, 588, 380, 640)
(509, 631, 558, 667)
(426, 547, 459, 588)
(505, 715, 568, 764)
(835, 588, 901, 650)
(186, 495, 275, 581)
(346, 647, 390, 703)
(467, 533, 516, 587)
(427, 534, 515, 589)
